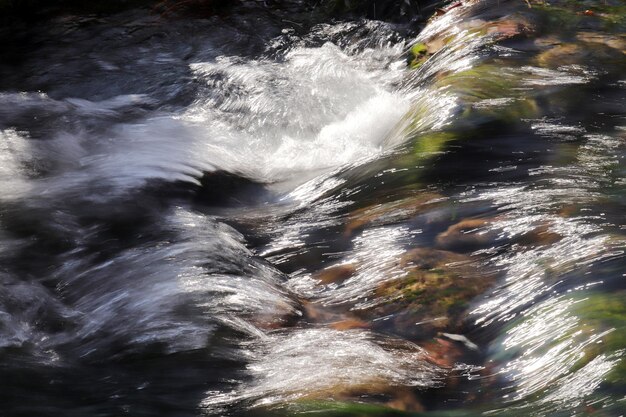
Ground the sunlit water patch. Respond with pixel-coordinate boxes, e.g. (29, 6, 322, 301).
(1, 0, 625, 416)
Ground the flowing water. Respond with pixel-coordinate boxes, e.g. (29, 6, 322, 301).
(0, 0, 625, 416)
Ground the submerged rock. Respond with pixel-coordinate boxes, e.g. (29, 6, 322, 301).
(344, 192, 444, 237)
(569, 292, 626, 385)
(252, 398, 422, 417)
(576, 31, 626, 53)
(232, 328, 442, 412)
(483, 292, 626, 414)
(421, 336, 465, 368)
(435, 218, 499, 252)
(358, 248, 495, 340)
(313, 263, 357, 285)
(514, 223, 563, 247)
(431, 64, 541, 123)
(535, 42, 622, 67)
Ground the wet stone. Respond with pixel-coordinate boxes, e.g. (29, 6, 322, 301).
(356, 248, 495, 341)
(328, 318, 370, 331)
(344, 193, 444, 237)
(576, 31, 626, 53)
(300, 300, 360, 325)
(535, 42, 624, 68)
(486, 15, 534, 40)
(435, 218, 500, 252)
(515, 224, 563, 247)
(536, 43, 585, 67)
(421, 337, 465, 368)
(313, 263, 356, 285)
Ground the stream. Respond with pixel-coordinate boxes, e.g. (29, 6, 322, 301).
(0, 0, 625, 416)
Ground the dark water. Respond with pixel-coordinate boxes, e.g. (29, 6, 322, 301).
(0, 0, 625, 416)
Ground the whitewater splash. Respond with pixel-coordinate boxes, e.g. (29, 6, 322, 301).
(1, 0, 625, 416)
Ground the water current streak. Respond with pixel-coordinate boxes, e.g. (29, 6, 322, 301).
(0, 0, 625, 416)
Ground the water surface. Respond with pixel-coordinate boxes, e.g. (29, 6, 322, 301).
(0, 0, 625, 416)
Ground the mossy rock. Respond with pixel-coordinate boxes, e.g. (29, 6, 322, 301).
(465, 97, 540, 125)
(429, 64, 539, 124)
(435, 65, 537, 122)
(356, 248, 495, 340)
(569, 292, 626, 385)
(412, 132, 456, 157)
(489, 291, 626, 398)
(433, 64, 519, 103)
(410, 42, 429, 69)
(287, 400, 411, 416)
(530, 3, 586, 35)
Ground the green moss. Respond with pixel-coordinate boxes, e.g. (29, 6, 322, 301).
(366, 248, 492, 338)
(434, 65, 516, 102)
(492, 291, 626, 387)
(574, 293, 626, 329)
(433, 63, 543, 123)
(532, 3, 583, 35)
(413, 132, 456, 157)
(570, 292, 626, 384)
(409, 42, 429, 69)
(411, 43, 428, 56)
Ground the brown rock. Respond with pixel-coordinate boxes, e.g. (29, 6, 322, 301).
(435, 218, 498, 252)
(516, 224, 563, 247)
(329, 318, 370, 331)
(486, 16, 534, 40)
(345, 193, 444, 237)
(313, 263, 356, 285)
(421, 337, 465, 368)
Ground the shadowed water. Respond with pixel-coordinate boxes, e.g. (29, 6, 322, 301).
(0, 0, 625, 416)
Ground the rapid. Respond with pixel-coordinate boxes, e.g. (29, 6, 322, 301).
(0, 0, 625, 416)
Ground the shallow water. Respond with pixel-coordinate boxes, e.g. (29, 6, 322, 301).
(1, 0, 625, 416)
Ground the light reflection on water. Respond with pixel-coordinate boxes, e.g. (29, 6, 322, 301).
(0, 0, 625, 416)
(202, 328, 442, 411)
